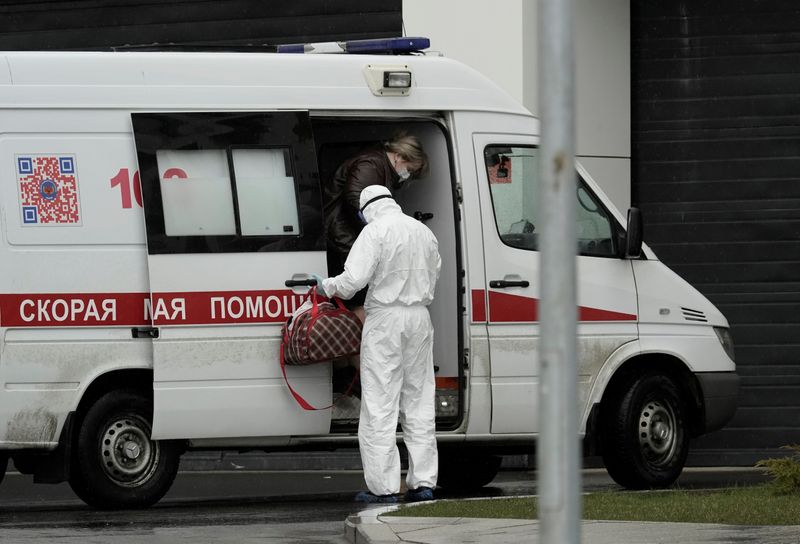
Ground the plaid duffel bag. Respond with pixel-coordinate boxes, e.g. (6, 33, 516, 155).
(279, 288, 362, 411)
(281, 288, 363, 366)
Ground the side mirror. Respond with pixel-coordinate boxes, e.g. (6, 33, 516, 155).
(623, 207, 643, 258)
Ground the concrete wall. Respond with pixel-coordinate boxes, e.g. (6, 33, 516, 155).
(403, 0, 631, 210)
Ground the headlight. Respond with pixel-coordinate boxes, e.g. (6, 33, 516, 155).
(713, 327, 735, 362)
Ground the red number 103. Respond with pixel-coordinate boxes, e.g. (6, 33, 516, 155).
(110, 169, 142, 209)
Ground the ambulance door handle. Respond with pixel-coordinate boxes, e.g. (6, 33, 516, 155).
(414, 211, 434, 223)
(285, 279, 317, 287)
(489, 279, 530, 289)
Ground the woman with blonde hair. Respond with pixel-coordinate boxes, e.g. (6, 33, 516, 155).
(323, 131, 429, 274)
(320, 131, 429, 393)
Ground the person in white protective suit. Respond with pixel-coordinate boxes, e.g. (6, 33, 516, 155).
(312, 184, 442, 503)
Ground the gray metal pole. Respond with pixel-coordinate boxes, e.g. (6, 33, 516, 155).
(536, 0, 581, 541)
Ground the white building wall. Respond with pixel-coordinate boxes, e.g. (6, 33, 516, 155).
(403, 0, 631, 210)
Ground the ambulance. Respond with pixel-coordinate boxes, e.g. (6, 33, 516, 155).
(0, 38, 738, 508)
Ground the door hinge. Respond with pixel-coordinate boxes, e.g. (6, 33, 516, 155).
(463, 348, 470, 370)
(131, 327, 159, 339)
(456, 183, 463, 203)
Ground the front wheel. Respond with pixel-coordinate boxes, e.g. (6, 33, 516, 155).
(601, 372, 689, 489)
(69, 390, 182, 509)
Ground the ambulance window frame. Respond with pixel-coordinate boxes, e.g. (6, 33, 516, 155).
(483, 143, 622, 258)
(132, 111, 324, 255)
(309, 114, 466, 432)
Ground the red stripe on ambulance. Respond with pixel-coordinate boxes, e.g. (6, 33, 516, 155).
(488, 290, 538, 322)
(0, 293, 148, 327)
(0, 290, 307, 327)
(151, 290, 308, 325)
(471, 289, 487, 322)
(481, 289, 636, 323)
(1, 290, 635, 327)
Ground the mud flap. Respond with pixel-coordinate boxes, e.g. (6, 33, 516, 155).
(23, 412, 75, 484)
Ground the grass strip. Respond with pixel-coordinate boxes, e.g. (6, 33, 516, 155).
(386, 486, 800, 525)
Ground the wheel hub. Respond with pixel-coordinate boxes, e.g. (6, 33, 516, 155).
(123, 441, 141, 460)
(637, 399, 678, 466)
(652, 421, 669, 440)
(100, 416, 160, 486)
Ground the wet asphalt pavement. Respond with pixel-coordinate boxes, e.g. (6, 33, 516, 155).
(0, 469, 536, 543)
(0, 467, 769, 543)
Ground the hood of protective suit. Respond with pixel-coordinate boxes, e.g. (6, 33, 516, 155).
(359, 185, 402, 223)
(322, 182, 442, 312)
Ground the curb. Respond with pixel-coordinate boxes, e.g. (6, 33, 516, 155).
(344, 495, 533, 544)
(345, 504, 403, 544)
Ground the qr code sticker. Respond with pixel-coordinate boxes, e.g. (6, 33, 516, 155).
(17, 155, 81, 225)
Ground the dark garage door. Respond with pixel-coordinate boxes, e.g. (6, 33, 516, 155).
(0, 1, 401, 50)
(633, 0, 800, 464)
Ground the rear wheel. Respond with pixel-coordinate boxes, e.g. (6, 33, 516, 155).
(602, 372, 689, 489)
(437, 454, 502, 491)
(0, 453, 7, 486)
(69, 389, 182, 509)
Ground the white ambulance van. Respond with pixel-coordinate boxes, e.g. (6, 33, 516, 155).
(0, 38, 738, 508)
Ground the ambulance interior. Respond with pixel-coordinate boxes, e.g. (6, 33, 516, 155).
(310, 117, 461, 431)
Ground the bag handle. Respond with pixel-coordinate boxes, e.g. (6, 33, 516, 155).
(280, 329, 358, 411)
(309, 286, 347, 318)
(280, 340, 326, 410)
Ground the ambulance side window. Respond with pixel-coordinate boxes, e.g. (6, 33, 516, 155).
(132, 111, 323, 255)
(157, 149, 236, 236)
(575, 183, 615, 257)
(232, 149, 299, 236)
(483, 144, 616, 257)
(484, 145, 540, 251)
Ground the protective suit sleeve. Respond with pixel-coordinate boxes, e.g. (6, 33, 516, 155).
(322, 227, 380, 300)
(434, 246, 443, 285)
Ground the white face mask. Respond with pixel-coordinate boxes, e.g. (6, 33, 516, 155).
(397, 168, 411, 182)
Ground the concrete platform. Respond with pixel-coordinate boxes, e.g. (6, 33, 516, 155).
(345, 503, 799, 544)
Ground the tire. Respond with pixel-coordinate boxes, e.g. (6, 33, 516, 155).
(437, 454, 502, 491)
(68, 389, 182, 509)
(0, 453, 7, 486)
(10, 454, 36, 474)
(602, 372, 689, 489)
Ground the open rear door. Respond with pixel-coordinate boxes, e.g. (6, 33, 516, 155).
(132, 111, 330, 440)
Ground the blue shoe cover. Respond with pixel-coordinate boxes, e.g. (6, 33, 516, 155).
(354, 490, 398, 503)
(404, 487, 434, 502)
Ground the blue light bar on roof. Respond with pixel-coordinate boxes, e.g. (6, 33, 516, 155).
(344, 37, 430, 54)
(276, 37, 430, 55)
(276, 43, 306, 54)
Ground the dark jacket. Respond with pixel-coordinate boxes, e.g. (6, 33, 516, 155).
(323, 148, 400, 258)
